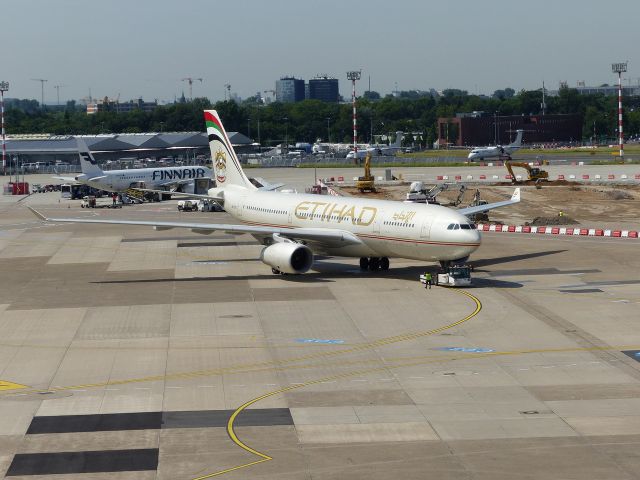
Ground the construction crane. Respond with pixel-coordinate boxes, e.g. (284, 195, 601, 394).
(505, 161, 549, 184)
(355, 152, 375, 192)
(181, 77, 203, 100)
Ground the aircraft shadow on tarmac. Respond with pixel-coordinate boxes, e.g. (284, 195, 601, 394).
(95, 252, 575, 288)
(471, 249, 568, 269)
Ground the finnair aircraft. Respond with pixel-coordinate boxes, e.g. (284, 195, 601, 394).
(33, 110, 520, 275)
(467, 129, 524, 161)
(55, 139, 211, 193)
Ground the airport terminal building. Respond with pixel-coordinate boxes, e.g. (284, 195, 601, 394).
(437, 112, 583, 147)
(3, 131, 255, 166)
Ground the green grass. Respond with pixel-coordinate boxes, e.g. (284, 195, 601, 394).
(297, 161, 476, 169)
(398, 145, 640, 158)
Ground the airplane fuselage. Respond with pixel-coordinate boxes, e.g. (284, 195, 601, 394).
(468, 145, 520, 161)
(220, 187, 481, 262)
(75, 166, 211, 192)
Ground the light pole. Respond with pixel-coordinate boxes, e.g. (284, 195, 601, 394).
(31, 78, 48, 108)
(326, 117, 331, 143)
(257, 116, 261, 149)
(54, 84, 65, 106)
(612, 62, 627, 158)
(283, 117, 288, 154)
(347, 70, 361, 161)
(0, 81, 8, 176)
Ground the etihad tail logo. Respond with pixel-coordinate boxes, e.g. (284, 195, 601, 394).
(215, 150, 227, 183)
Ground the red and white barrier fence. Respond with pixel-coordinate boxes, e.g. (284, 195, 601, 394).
(431, 170, 639, 183)
(477, 223, 639, 239)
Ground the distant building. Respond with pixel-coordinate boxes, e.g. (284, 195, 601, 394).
(437, 113, 584, 146)
(87, 97, 159, 115)
(275, 77, 305, 103)
(308, 76, 339, 102)
(548, 84, 640, 97)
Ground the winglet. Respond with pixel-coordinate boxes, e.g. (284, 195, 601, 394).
(511, 187, 521, 202)
(27, 207, 48, 221)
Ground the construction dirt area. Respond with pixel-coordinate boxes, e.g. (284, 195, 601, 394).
(339, 183, 640, 230)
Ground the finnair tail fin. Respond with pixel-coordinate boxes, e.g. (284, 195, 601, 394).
(204, 110, 255, 190)
(391, 132, 404, 148)
(509, 129, 524, 147)
(77, 138, 103, 177)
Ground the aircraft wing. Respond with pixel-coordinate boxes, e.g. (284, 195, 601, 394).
(156, 178, 201, 188)
(258, 182, 285, 191)
(27, 207, 362, 248)
(132, 188, 224, 201)
(87, 175, 108, 182)
(52, 176, 77, 182)
(457, 188, 520, 217)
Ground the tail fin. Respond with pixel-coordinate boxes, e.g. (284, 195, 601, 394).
(76, 138, 103, 177)
(391, 132, 404, 148)
(509, 129, 524, 147)
(204, 110, 255, 190)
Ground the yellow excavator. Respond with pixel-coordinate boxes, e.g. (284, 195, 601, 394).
(355, 152, 375, 192)
(505, 161, 549, 183)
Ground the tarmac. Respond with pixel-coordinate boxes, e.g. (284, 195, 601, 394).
(1, 169, 640, 479)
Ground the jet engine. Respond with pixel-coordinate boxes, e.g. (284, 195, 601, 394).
(260, 242, 313, 274)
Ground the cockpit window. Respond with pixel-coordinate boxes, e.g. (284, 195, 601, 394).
(453, 224, 460, 230)
(460, 224, 471, 229)
(470, 223, 477, 229)
(447, 224, 455, 230)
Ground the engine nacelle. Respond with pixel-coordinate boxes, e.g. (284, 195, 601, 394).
(260, 242, 313, 274)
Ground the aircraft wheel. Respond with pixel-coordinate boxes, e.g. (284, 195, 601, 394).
(359, 257, 369, 270)
(271, 268, 281, 275)
(380, 257, 390, 271)
(369, 257, 380, 271)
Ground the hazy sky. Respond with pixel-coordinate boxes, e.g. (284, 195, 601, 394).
(3, 0, 639, 103)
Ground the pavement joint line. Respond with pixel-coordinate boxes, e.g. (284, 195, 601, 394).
(190, 289, 483, 480)
(0, 288, 481, 396)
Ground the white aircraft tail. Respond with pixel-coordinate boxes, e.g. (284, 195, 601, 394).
(204, 110, 256, 190)
(509, 129, 524, 148)
(391, 131, 404, 148)
(77, 138, 103, 177)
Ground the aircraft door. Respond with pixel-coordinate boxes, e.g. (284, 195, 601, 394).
(373, 209, 382, 234)
(420, 217, 432, 238)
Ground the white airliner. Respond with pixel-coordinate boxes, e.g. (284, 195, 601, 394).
(32, 110, 520, 275)
(468, 129, 524, 161)
(55, 139, 212, 193)
(346, 132, 404, 159)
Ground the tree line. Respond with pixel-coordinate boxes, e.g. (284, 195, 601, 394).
(5, 87, 640, 147)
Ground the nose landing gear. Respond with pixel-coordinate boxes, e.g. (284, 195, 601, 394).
(359, 257, 390, 271)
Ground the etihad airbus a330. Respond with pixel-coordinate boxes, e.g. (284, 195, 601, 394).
(32, 110, 520, 275)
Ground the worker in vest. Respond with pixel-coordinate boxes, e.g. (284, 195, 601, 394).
(424, 272, 432, 289)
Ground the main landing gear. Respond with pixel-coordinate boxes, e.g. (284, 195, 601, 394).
(360, 257, 390, 271)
